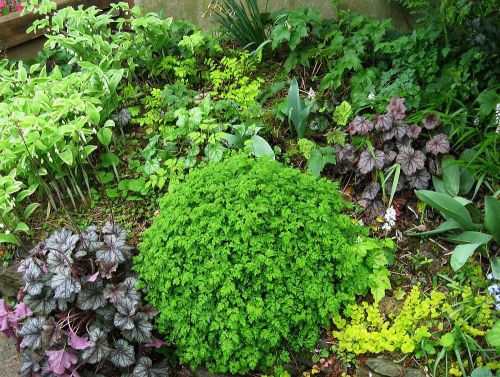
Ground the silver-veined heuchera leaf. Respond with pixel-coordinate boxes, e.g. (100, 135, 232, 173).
(347, 116, 374, 135)
(81, 327, 109, 364)
(50, 272, 81, 300)
(133, 357, 168, 377)
(393, 122, 408, 141)
(384, 150, 397, 165)
(422, 113, 440, 130)
(23, 259, 44, 296)
(407, 169, 431, 189)
(406, 124, 422, 139)
(386, 97, 406, 120)
(45, 228, 79, 254)
(96, 235, 131, 265)
(24, 289, 57, 315)
(374, 113, 394, 131)
(123, 313, 153, 343)
(45, 349, 78, 375)
(18, 317, 45, 350)
(103, 222, 127, 242)
(77, 280, 107, 311)
(358, 199, 384, 219)
(78, 225, 103, 256)
(20, 349, 40, 377)
(361, 182, 380, 200)
(111, 108, 132, 128)
(425, 134, 450, 155)
(396, 145, 426, 175)
(47, 249, 74, 275)
(110, 339, 136, 368)
(114, 298, 138, 330)
(358, 150, 385, 174)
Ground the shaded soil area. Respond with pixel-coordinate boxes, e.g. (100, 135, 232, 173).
(0, 334, 21, 377)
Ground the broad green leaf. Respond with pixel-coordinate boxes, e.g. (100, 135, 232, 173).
(15, 222, 30, 233)
(458, 149, 476, 195)
(287, 78, 306, 138)
(441, 155, 460, 197)
(453, 196, 481, 223)
(486, 321, 500, 350)
(471, 368, 493, 377)
(432, 176, 446, 194)
(415, 190, 477, 230)
(407, 218, 462, 237)
(58, 148, 74, 166)
(128, 178, 146, 193)
(97, 128, 113, 148)
(24, 203, 40, 219)
(0, 233, 19, 245)
(439, 333, 454, 348)
(450, 243, 481, 270)
(485, 196, 500, 243)
(444, 231, 491, 245)
(250, 135, 274, 159)
(205, 143, 225, 163)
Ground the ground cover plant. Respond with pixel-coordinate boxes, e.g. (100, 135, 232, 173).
(0, 0, 499, 376)
(134, 154, 394, 374)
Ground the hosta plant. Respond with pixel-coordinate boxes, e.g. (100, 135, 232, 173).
(134, 154, 394, 374)
(333, 97, 450, 218)
(0, 223, 167, 377)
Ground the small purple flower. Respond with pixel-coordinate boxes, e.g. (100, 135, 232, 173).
(160, 110, 165, 117)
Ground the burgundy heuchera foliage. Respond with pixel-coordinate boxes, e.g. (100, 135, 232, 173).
(336, 97, 450, 218)
(0, 223, 168, 377)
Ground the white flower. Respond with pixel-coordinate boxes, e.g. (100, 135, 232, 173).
(382, 222, 392, 232)
(487, 273, 495, 280)
(368, 92, 376, 101)
(307, 88, 316, 99)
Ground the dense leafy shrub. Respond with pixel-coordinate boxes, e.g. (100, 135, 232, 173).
(134, 154, 394, 374)
(0, 223, 167, 377)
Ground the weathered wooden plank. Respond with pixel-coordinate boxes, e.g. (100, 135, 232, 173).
(0, 0, 112, 51)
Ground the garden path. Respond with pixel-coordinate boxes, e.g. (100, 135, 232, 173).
(0, 334, 21, 377)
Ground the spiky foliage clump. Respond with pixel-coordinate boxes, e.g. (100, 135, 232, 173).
(0, 223, 167, 377)
(134, 154, 394, 374)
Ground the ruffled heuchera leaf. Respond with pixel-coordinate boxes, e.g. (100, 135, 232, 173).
(111, 108, 132, 128)
(384, 150, 397, 165)
(103, 222, 127, 242)
(18, 317, 45, 350)
(77, 280, 107, 311)
(385, 174, 405, 193)
(109, 339, 135, 368)
(104, 283, 127, 304)
(132, 357, 168, 377)
(374, 113, 394, 131)
(114, 298, 138, 331)
(20, 349, 41, 377)
(45, 349, 78, 375)
(406, 124, 422, 139)
(95, 305, 116, 326)
(358, 199, 385, 219)
(122, 313, 153, 343)
(358, 150, 385, 174)
(361, 182, 381, 200)
(99, 263, 119, 279)
(122, 277, 141, 302)
(23, 259, 45, 296)
(425, 134, 450, 155)
(50, 272, 81, 300)
(78, 226, 103, 257)
(24, 289, 57, 315)
(42, 318, 63, 347)
(47, 249, 74, 275)
(386, 97, 406, 120)
(396, 145, 426, 175)
(45, 228, 79, 254)
(96, 235, 131, 265)
(393, 122, 408, 141)
(335, 144, 356, 163)
(347, 116, 374, 135)
(14, 303, 33, 319)
(81, 327, 109, 364)
(422, 113, 440, 130)
(407, 169, 431, 189)
(67, 330, 91, 350)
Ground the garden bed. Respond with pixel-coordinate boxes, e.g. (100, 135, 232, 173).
(0, 0, 112, 51)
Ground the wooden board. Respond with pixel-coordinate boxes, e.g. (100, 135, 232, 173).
(0, 0, 113, 51)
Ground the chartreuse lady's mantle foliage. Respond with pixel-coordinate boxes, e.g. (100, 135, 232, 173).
(134, 154, 394, 374)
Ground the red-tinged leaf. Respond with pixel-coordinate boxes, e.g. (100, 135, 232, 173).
(14, 303, 32, 319)
(88, 272, 99, 282)
(426, 133, 450, 155)
(406, 124, 422, 139)
(347, 116, 374, 135)
(387, 97, 406, 120)
(422, 113, 440, 130)
(67, 330, 91, 350)
(396, 145, 426, 175)
(45, 349, 78, 375)
(145, 336, 166, 348)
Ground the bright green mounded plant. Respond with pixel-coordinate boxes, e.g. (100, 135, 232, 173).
(134, 154, 394, 374)
(411, 190, 500, 278)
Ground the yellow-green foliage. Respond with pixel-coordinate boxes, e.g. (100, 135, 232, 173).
(205, 51, 264, 108)
(333, 284, 495, 356)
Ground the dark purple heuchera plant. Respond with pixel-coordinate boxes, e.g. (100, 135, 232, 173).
(338, 97, 450, 218)
(0, 223, 167, 377)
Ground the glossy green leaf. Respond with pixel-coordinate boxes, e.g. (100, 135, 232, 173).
(407, 218, 462, 237)
(415, 190, 477, 230)
(444, 231, 491, 245)
(491, 257, 500, 280)
(450, 243, 481, 270)
(24, 203, 40, 219)
(97, 128, 113, 148)
(484, 196, 500, 243)
(0, 233, 20, 245)
(441, 155, 460, 196)
(250, 135, 274, 159)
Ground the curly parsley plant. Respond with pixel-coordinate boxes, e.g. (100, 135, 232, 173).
(134, 154, 394, 374)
